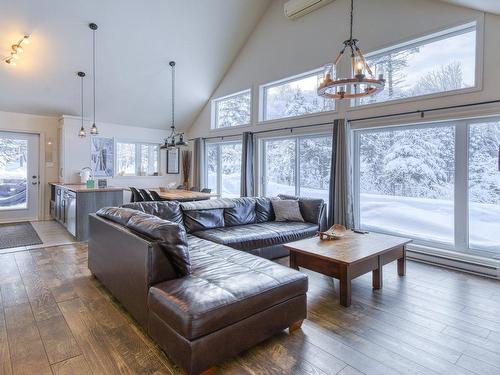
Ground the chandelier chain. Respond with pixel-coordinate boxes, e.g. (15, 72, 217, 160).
(171, 62, 175, 130)
(349, 0, 354, 42)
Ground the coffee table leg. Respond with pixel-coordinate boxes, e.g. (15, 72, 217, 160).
(289, 252, 299, 270)
(373, 256, 383, 290)
(339, 265, 351, 307)
(398, 247, 406, 276)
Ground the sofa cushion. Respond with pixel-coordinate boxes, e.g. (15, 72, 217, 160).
(96, 207, 138, 226)
(278, 194, 325, 225)
(126, 212, 191, 276)
(223, 197, 256, 227)
(255, 197, 275, 223)
(182, 208, 225, 233)
(122, 201, 183, 225)
(192, 221, 317, 251)
(147, 235, 308, 340)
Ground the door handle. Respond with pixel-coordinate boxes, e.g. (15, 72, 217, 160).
(32, 182, 38, 185)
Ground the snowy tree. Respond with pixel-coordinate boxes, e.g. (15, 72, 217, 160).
(216, 92, 250, 128)
(299, 137, 332, 190)
(285, 88, 313, 117)
(469, 123, 500, 204)
(0, 139, 26, 169)
(382, 129, 451, 198)
(412, 62, 464, 96)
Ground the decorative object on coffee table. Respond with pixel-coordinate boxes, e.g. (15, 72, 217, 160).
(285, 231, 411, 307)
(318, 224, 347, 240)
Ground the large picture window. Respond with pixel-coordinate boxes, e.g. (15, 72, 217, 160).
(355, 117, 500, 256)
(261, 70, 335, 122)
(211, 90, 251, 129)
(205, 141, 242, 198)
(261, 134, 332, 201)
(116, 142, 159, 176)
(354, 22, 477, 106)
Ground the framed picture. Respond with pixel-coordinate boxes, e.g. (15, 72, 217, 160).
(167, 148, 180, 174)
(91, 137, 114, 177)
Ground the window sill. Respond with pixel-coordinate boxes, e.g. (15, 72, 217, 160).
(257, 108, 338, 127)
(209, 123, 252, 133)
(346, 85, 482, 114)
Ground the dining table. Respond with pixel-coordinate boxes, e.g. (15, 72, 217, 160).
(154, 189, 218, 201)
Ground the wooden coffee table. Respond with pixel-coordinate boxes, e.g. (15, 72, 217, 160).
(284, 232, 411, 307)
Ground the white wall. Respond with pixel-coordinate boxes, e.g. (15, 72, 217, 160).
(60, 116, 182, 202)
(187, 0, 500, 138)
(0, 110, 59, 220)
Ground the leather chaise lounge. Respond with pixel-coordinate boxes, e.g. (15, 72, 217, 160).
(88, 196, 326, 374)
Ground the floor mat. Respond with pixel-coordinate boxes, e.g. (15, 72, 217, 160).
(0, 222, 43, 249)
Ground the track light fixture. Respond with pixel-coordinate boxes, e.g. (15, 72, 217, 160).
(4, 35, 30, 66)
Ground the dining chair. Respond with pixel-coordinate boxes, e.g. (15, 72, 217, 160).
(129, 187, 144, 202)
(201, 188, 212, 193)
(176, 184, 185, 189)
(149, 190, 166, 201)
(139, 189, 154, 201)
(190, 186, 200, 192)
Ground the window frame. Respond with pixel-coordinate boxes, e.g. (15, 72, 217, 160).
(349, 19, 483, 109)
(353, 115, 500, 259)
(204, 139, 242, 197)
(210, 89, 252, 130)
(259, 132, 333, 199)
(258, 68, 337, 124)
(115, 141, 160, 177)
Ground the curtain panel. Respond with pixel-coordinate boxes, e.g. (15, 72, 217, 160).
(192, 138, 204, 188)
(328, 119, 355, 228)
(240, 132, 254, 197)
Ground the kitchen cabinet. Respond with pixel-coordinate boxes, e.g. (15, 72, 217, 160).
(49, 183, 123, 241)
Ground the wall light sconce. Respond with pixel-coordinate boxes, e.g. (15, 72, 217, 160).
(3, 35, 30, 66)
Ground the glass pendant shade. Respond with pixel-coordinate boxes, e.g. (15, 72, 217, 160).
(90, 123, 98, 135)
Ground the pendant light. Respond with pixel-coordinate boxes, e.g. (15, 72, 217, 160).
(89, 23, 99, 135)
(77, 71, 86, 138)
(160, 61, 187, 149)
(317, 0, 385, 100)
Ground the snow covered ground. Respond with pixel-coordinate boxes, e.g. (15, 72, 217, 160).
(361, 193, 500, 252)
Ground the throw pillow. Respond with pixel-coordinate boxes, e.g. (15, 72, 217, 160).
(272, 199, 305, 222)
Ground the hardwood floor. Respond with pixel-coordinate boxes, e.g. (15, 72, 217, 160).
(0, 243, 499, 375)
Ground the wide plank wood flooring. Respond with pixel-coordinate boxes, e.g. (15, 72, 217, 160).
(0, 243, 499, 374)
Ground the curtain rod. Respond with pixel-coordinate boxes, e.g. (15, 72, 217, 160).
(348, 99, 500, 123)
(189, 121, 334, 141)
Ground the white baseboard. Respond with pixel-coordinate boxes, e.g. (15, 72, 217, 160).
(407, 244, 500, 279)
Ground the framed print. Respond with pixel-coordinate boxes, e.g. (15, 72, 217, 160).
(91, 137, 114, 177)
(167, 148, 180, 174)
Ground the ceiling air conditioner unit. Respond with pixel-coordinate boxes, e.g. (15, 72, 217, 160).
(284, 0, 334, 20)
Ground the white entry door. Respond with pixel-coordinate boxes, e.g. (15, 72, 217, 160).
(0, 131, 40, 222)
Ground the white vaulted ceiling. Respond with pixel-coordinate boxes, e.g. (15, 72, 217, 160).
(438, 0, 500, 16)
(0, 0, 270, 129)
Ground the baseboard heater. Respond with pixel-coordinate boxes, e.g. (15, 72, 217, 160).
(407, 244, 500, 279)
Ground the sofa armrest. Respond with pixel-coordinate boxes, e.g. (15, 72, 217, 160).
(88, 214, 177, 328)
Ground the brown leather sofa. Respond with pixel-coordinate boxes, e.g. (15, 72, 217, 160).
(88, 196, 325, 374)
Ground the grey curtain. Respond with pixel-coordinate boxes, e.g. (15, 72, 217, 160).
(192, 138, 204, 188)
(240, 132, 254, 197)
(328, 119, 355, 228)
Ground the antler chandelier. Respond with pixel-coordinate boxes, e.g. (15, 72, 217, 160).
(161, 61, 187, 149)
(317, 0, 385, 100)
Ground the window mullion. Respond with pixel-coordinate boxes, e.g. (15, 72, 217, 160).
(454, 121, 469, 252)
(295, 137, 300, 196)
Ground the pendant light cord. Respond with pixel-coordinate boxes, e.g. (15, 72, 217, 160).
(92, 28, 96, 125)
(81, 75, 84, 128)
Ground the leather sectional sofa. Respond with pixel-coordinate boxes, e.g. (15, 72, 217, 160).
(88, 196, 326, 374)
